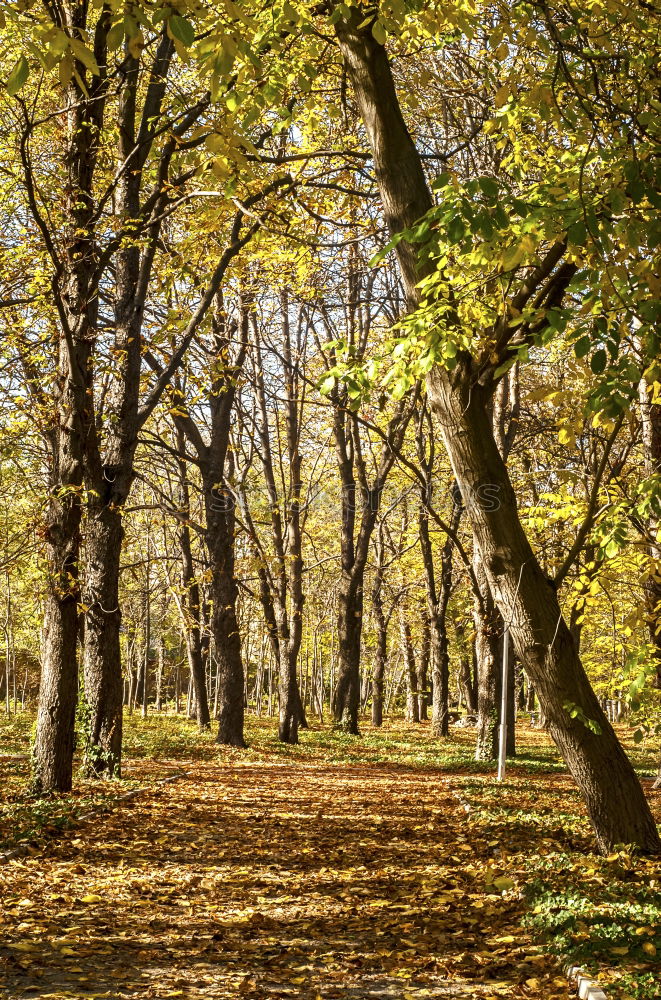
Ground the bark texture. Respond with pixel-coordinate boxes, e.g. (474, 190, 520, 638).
(33, 11, 107, 791)
(370, 525, 388, 727)
(639, 378, 661, 688)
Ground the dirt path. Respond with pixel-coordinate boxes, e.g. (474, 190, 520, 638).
(0, 762, 562, 999)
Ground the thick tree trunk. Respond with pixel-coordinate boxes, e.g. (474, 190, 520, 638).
(33, 582, 80, 794)
(33, 37, 103, 792)
(334, 10, 660, 853)
(82, 507, 124, 774)
(333, 571, 363, 733)
(429, 368, 659, 849)
(34, 354, 88, 793)
(278, 646, 300, 744)
(207, 486, 245, 747)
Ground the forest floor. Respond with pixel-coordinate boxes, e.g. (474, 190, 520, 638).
(0, 714, 659, 1000)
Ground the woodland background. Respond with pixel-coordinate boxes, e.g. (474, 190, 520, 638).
(0, 4, 660, 999)
(0, 0, 658, 842)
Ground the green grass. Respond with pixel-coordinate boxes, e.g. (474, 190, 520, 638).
(0, 709, 33, 754)
(454, 771, 660, 1000)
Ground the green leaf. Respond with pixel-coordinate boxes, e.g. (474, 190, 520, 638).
(169, 15, 195, 48)
(6, 55, 29, 97)
(590, 348, 607, 375)
(433, 172, 451, 190)
(478, 176, 499, 200)
(567, 219, 587, 246)
(447, 216, 465, 242)
(492, 876, 515, 891)
(371, 20, 387, 45)
(574, 335, 591, 359)
(107, 22, 125, 51)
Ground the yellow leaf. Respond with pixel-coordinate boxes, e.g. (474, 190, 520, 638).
(610, 946, 629, 955)
(69, 38, 99, 75)
(641, 941, 656, 956)
(492, 876, 515, 891)
(205, 134, 226, 153)
(494, 85, 509, 108)
(80, 894, 103, 903)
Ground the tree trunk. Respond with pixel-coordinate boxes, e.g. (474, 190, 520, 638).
(430, 615, 450, 738)
(155, 639, 163, 712)
(506, 632, 516, 756)
(278, 645, 299, 744)
(333, 571, 363, 733)
(371, 555, 387, 727)
(33, 378, 88, 792)
(401, 614, 419, 722)
(430, 368, 659, 848)
(371, 635, 386, 727)
(526, 678, 536, 712)
(334, 10, 660, 853)
(417, 616, 430, 720)
(32, 51, 102, 793)
(82, 507, 124, 774)
(516, 658, 525, 711)
(639, 378, 661, 688)
(419, 483, 458, 739)
(207, 485, 245, 748)
(473, 559, 501, 761)
(456, 622, 477, 713)
(33, 580, 80, 794)
(176, 438, 211, 731)
(184, 626, 210, 731)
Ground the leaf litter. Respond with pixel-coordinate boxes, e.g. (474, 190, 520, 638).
(0, 754, 576, 999)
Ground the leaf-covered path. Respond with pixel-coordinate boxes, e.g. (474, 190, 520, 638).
(1, 759, 569, 999)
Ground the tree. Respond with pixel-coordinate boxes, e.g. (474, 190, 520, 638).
(235, 290, 307, 743)
(332, 5, 660, 853)
(164, 295, 252, 748)
(315, 260, 415, 732)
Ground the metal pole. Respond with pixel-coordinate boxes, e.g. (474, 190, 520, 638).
(497, 626, 509, 781)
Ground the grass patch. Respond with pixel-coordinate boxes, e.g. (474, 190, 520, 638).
(455, 770, 660, 1000)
